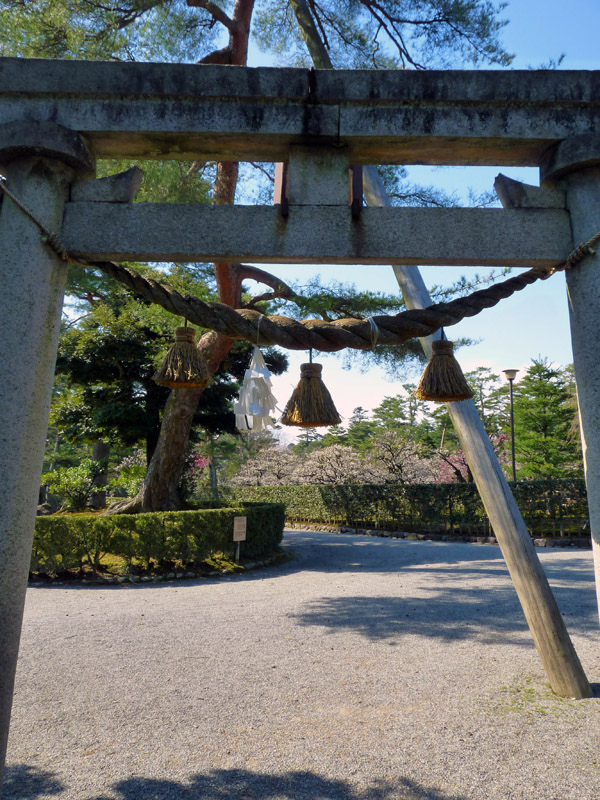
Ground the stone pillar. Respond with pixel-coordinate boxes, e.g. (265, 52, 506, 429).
(542, 136, 600, 624)
(0, 122, 94, 795)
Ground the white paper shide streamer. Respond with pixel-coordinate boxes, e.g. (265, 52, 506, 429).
(234, 347, 278, 432)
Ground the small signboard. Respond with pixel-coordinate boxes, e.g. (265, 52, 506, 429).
(233, 516, 247, 542)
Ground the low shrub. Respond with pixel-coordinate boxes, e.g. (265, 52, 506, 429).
(41, 459, 107, 511)
(209, 480, 589, 537)
(32, 503, 285, 576)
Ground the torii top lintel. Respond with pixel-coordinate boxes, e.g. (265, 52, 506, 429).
(1, 57, 599, 167)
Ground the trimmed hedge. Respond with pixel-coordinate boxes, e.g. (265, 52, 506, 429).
(210, 480, 589, 537)
(32, 503, 285, 575)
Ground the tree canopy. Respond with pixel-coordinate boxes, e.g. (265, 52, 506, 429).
(1, 0, 513, 68)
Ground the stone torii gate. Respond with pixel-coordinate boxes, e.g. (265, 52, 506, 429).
(1, 56, 600, 788)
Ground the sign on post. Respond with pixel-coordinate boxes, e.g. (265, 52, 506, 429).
(233, 516, 247, 562)
(233, 516, 247, 541)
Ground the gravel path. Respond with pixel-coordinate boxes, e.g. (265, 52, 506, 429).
(4, 530, 600, 800)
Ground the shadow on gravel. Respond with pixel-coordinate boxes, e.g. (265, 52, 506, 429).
(293, 579, 598, 644)
(293, 588, 527, 645)
(277, 534, 595, 583)
(82, 770, 472, 800)
(2, 765, 64, 798)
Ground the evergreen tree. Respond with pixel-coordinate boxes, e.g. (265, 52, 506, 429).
(465, 367, 504, 438)
(372, 396, 409, 430)
(346, 408, 379, 454)
(320, 425, 350, 448)
(293, 428, 325, 454)
(53, 280, 288, 466)
(511, 359, 583, 479)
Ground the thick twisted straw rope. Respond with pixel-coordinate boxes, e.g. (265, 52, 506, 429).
(1, 176, 598, 352)
(89, 254, 591, 352)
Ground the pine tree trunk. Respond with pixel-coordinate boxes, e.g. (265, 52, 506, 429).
(116, 388, 203, 512)
(208, 437, 219, 500)
(108, 0, 255, 514)
(90, 439, 109, 509)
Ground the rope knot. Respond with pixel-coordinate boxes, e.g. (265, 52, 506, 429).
(42, 233, 70, 262)
(174, 326, 195, 343)
(431, 339, 454, 356)
(300, 363, 323, 379)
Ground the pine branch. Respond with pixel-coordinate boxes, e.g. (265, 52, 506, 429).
(249, 162, 275, 183)
(186, 0, 236, 32)
(232, 263, 295, 305)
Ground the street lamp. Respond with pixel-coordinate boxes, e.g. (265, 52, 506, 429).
(503, 369, 519, 482)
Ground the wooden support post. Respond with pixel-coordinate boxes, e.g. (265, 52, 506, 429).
(363, 165, 592, 699)
(0, 122, 94, 794)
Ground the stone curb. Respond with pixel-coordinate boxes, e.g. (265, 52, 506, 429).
(28, 554, 282, 587)
(286, 524, 591, 549)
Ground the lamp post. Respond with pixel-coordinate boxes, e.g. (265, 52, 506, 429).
(503, 369, 519, 482)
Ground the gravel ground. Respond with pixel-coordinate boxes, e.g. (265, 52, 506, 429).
(3, 530, 600, 800)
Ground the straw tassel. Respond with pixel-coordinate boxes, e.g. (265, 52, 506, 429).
(153, 327, 211, 389)
(415, 339, 474, 402)
(281, 362, 341, 427)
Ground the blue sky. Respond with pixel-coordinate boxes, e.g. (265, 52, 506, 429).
(249, 0, 600, 430)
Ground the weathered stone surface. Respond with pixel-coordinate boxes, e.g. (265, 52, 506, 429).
(0, 121, 95, 177)
(0, 121, 97, 779)
(557, 159, 600, 620)
(540, 134, 600, 183)
(494, 174, 565, 209)
(0, 154, 80, 775)
(61, 203, 572, 267)
(288, 146, 350, 206)
(71, 166, 143, 203)
(2, 58, 600, 165)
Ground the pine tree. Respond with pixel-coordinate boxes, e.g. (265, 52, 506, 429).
(465, 367, 504, 438)
(346, 408, 379, 454)
(512, 359, 583, 479)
